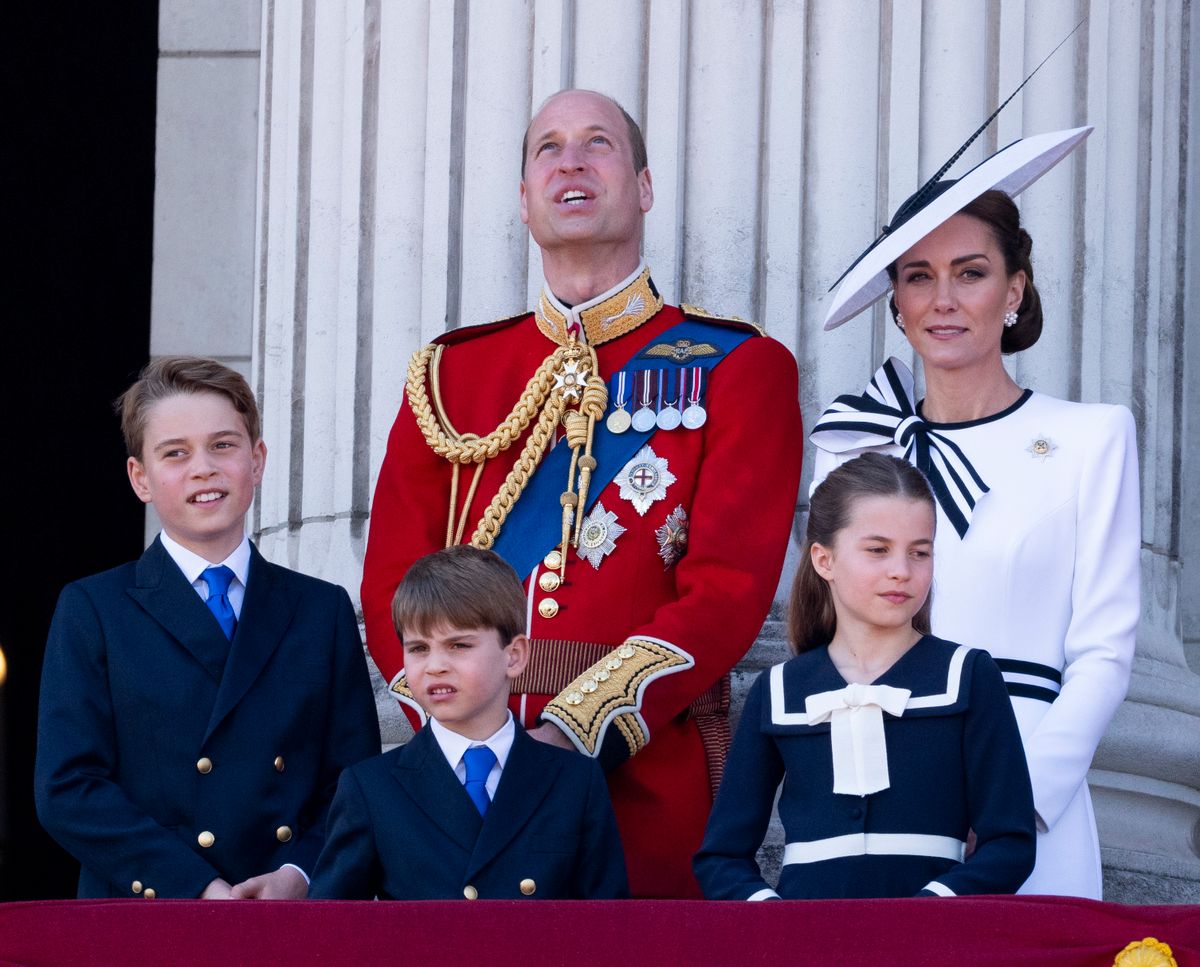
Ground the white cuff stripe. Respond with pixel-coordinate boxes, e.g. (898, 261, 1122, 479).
(783, 833, 965, 865)
(747, 888, 781, 901)
(923, 880, 956, 897)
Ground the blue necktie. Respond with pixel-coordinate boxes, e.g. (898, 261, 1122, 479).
(462, 746, 497, 816)
(201, 565, 238, 641)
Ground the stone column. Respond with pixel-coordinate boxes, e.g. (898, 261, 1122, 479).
(243, 0, 1199, 899)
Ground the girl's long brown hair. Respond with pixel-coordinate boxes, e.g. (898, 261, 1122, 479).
(788, 452, 936, 654)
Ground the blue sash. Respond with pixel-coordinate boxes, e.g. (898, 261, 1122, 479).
(492, 319, 754, 579)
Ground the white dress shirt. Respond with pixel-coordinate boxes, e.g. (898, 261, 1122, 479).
(429, 712, 515, 801)
(159, 531, 251, 617)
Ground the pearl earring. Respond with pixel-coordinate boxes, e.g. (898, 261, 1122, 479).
(895, 313, 905, 331)
(1004, 310, 1018, 328)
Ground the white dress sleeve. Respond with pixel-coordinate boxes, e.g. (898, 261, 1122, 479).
(1024, 404, 1140, 830)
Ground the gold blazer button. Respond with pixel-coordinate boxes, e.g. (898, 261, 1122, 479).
(519, 878, 536, 896)
(197, 831, 215, 848)
(196, 757, 213, 774)
(131, 881, 143, 894)
(274, 756, 286, 773)
(463, 884, 479, 900)
(276, 825, 293, 843)
(543, 550, 563, 570)
(538, 598, 559, 619)
(538, 571, 561, 592)
(143, 888, 157, 899)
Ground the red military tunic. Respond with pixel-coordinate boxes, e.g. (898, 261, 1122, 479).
(361, 267, 802, 897)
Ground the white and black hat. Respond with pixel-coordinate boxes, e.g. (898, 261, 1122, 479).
(822, 126, 1093, 331)
(822, 20, 1091, 332)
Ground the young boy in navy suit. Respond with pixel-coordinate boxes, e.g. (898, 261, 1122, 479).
(310, 545, 629, 900)
(35, 356, 380, 899)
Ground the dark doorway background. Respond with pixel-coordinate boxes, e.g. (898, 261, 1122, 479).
(3, 2, 158, 898)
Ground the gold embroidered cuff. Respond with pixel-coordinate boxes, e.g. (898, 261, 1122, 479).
(389, 671, 428, 727)
(541, 636, 694, 757)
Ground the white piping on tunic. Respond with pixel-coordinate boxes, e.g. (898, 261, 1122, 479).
(922, 880, 957, 897)
(782, 832, 966, 866)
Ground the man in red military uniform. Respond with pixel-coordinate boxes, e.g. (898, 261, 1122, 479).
(361, 89, 802, 898)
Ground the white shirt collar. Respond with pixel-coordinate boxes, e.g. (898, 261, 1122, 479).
(542, 260, 647, 344)
(159, 531, 252, 588)
(429, 711, 516, 786)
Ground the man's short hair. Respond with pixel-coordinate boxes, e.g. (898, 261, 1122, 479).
(116, 356, 261, 460)
(392, 545, 527, 647)
(520, 89, 648, 177)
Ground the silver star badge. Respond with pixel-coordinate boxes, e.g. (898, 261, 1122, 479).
(576, 501, 626, 569)
(618, 444, 677, 515)
(554, 359, 589, 401)
(655, 505, 689, 569)
(1026, 435, 1057, 460)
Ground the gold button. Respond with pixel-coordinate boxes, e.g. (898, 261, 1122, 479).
(274, 756, 285, 773)
(197, 831, 215, 848)
(276, 825, 293, 843)
(131, 881, 143, 894)
(143, 888, 157, 899)
(538, 571, 561, 592)
(196, 757, 212, 774)
(543, 550, 563, 570)
(538, 598, 559, 619)
(463, 885, 478, 900)
(519, 878, 536, 896)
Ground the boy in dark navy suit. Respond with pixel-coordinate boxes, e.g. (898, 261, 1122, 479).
(35, 356, 380, 899)
(310, 545, 628, 900)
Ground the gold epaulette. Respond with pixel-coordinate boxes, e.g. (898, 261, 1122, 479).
(541, 637, 695, 757)
(680, 303, 766, 337)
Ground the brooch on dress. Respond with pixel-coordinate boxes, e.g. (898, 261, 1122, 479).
(1026, 434, 1057, 460)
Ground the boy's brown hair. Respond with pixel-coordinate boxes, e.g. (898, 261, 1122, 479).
(392, 546, 526, 646)
(116, 356, 262, 460)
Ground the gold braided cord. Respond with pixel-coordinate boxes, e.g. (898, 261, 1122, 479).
(406, 344, 568, 464)
(452, 459, 486, 546)
(571, 374, 607, 544)
(469, 391, 568, 548)
(406, 338, 606, 554)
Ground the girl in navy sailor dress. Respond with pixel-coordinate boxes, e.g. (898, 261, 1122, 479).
(694, 454, 1035, 899)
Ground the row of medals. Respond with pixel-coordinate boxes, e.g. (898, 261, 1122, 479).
(605, 369, 707, 434)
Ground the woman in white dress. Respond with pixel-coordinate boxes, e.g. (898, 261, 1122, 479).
(810, 128, 1140, 898)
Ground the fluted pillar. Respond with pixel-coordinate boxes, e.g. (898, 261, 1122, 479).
(244, 0, 1199, 901)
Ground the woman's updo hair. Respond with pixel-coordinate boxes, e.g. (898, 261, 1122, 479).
(788, 452, 936, 655)
(886, 189, 1043, 354)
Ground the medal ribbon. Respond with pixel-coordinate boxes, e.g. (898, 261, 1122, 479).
(809, 357, 989, 538)
(491, 319, 755, 579)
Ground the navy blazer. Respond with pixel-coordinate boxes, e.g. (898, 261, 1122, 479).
(35, 537, 380, 898)
(310, 724, 629, 900)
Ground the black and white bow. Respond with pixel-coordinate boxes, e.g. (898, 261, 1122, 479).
(810, 358, 988, 538)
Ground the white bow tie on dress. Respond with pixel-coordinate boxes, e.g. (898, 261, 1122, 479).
(805, 683, 912, 796)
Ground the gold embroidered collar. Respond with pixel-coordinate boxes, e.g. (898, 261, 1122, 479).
(535, 264, 664, 347)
